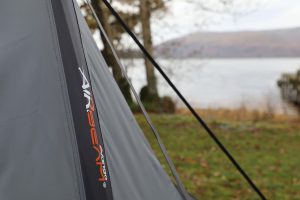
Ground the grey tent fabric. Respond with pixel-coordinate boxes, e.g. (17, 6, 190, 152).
(0, 0, 86, 199)
(0, 0, 185, 199)
(74, 5, 184, 200)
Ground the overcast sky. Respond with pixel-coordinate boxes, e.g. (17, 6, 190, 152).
(77, 0, 300, 45)
(150, 0, 300, 43)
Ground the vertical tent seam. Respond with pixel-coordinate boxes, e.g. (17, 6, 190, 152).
(70, 0, 114, 199)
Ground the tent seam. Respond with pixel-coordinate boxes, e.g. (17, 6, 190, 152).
(71, 1, 115, 198)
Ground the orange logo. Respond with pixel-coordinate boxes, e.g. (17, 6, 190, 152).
(88, 98, 108, 183)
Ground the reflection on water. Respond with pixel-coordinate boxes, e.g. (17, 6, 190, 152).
(124, 58, 300, 115)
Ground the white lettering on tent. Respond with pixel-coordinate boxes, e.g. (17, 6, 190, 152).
(78, 67, 109, 187)
(79, 67, 91, 111)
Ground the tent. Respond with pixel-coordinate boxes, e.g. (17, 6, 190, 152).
(0, 0, 194, 199)
(1, 0, 268, 199)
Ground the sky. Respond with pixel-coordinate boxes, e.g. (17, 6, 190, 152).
(207, 0, 300, 31)
(77, 0, 300, 45)
(150, 0, 300, 43)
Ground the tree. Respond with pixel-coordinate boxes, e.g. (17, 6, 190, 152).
(91, 1, 122, 81)
(83, 0, 134, 102)
(139, 0, 159, 99)
(82, 0, 166, 102)
(117, 0, 165, 100)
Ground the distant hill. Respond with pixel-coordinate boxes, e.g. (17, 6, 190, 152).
(155, 27, 300, 58)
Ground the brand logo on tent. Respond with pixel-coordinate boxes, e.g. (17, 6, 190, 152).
(79, 67, 109, 188)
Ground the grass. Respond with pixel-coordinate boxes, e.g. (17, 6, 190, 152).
(135, 111, 300, 200)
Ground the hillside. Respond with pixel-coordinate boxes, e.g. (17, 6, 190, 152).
(155, 27, 300, 58)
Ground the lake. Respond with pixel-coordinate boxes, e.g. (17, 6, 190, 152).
(124, 58, 300, 114)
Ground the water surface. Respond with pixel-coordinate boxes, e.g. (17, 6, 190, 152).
(124, 58, 300, 114)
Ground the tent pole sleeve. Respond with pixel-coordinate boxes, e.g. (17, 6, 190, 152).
(100, 0, 267, 200)
(83, 1, 191, 200)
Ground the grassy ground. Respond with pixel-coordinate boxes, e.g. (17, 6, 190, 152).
(135, 112, 300, 200)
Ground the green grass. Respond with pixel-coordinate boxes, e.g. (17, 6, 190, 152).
(135, 114, 300, 200)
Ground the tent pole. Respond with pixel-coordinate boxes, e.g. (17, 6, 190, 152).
(83, 1, 190, 199)
(100, 0, 267, 200)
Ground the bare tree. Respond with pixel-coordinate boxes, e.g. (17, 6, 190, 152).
(83, 0, 134, 102)
(139, 0, 158, 98)
(81, 0, 165, 102)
